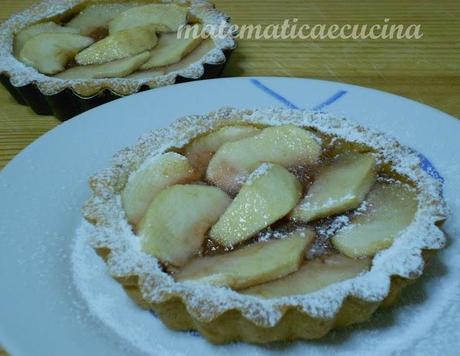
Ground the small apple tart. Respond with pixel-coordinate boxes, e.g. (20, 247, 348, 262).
(83, 107, 448, 344)
(0, 0, 235, 119)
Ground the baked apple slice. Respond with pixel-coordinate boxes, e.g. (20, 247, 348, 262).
(209, 163, 302, 247)
(157, 38, 215, 74)
(140, 24, 204, 69)
(66, 3, 138, 36)
(176, 228, 314, 289)
(121, 152, 198, 226)
(185, 125, 260, 175)
(18, 33, 93, 74)
(109, 3, 187, 33)
(127, 38, 215, 79)
(206, 125, 321, 194)
(56, 52, 150, 79)
(14, 22, 79, 55)
(75, 26, 158, 65)
(291, 152, 376, 222)
(243, 254, 370, 298)
(139, 184, 231, 266)
(332, 182, 418, 258)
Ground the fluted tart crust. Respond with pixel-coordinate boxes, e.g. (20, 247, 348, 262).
(82, 107, 448, 344)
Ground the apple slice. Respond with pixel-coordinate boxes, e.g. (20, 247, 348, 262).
(18, 33, 93, 74)
(139, 184, 231, 266)
(206, 125, 322, 194)
(14, 21, 80, 55)
(185, 125, 260, 176)
(109, 3, 188, 33)
(121, 152, 198, 226)
(291, 152, 376, 222)
(160, 38, 215, 73)
(243, 254, 370, 298)
(140, 24, 204, 70)
(126, 38, 215, 79)
(75, 26, 158, 65)
(66, 3, 139, 36)
(56, 51, 150, 79)
(332, 182, 418, 258)
(209, 163, 302, 247)
(176, 228, 314, 289)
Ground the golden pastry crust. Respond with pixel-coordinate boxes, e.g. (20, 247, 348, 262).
(94, 246, 431, 344)
(82, 107, 448, 344)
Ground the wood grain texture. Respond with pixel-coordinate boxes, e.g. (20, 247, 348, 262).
(0, 0, 459, 170)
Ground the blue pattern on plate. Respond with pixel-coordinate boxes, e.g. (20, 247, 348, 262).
(249, 78, 445, 184)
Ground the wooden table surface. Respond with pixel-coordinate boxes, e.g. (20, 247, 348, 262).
(0, 0, 459, 351)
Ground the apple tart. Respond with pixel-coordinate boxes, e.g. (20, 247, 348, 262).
(82, 107, 448, 344)
(0, 0, 235, 119)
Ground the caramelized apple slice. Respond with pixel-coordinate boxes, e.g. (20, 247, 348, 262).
(121, 152, 198, 226)
(109, 3, 187, 33)
(209, 163, 302, 247)
(206, 125, 321, 194)
(75, 26, 158, 65)
(185, 125, 260, 175)
(243, 254, 370, 298)
(14, 22, 79, 55)
(291, 153, 376, 222)
(176, 228, 314, 289)
(19, 33, 93, 74)
(332, 183, 418, 258)
(126, 38, 215, 79)
(140, 25, 204, 69)
(139, 184, 231, 266)
(159, 38, 214, 74)
(66, 3, 138, 35)
(56, 52, 150, 79)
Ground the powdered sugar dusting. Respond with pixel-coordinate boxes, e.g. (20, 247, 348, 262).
(256, 228, 291, 242)
(80, 107, 448, 328)
(316, 215, 351, 238)
(0, 0, 236, 96)
(244, 162, 272, 185)
(300, 193, 355, 211)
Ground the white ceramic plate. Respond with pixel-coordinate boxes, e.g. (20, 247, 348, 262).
(1, 77, 459, 356)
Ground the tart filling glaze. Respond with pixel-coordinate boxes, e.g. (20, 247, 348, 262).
(83, 107, 448, 344)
